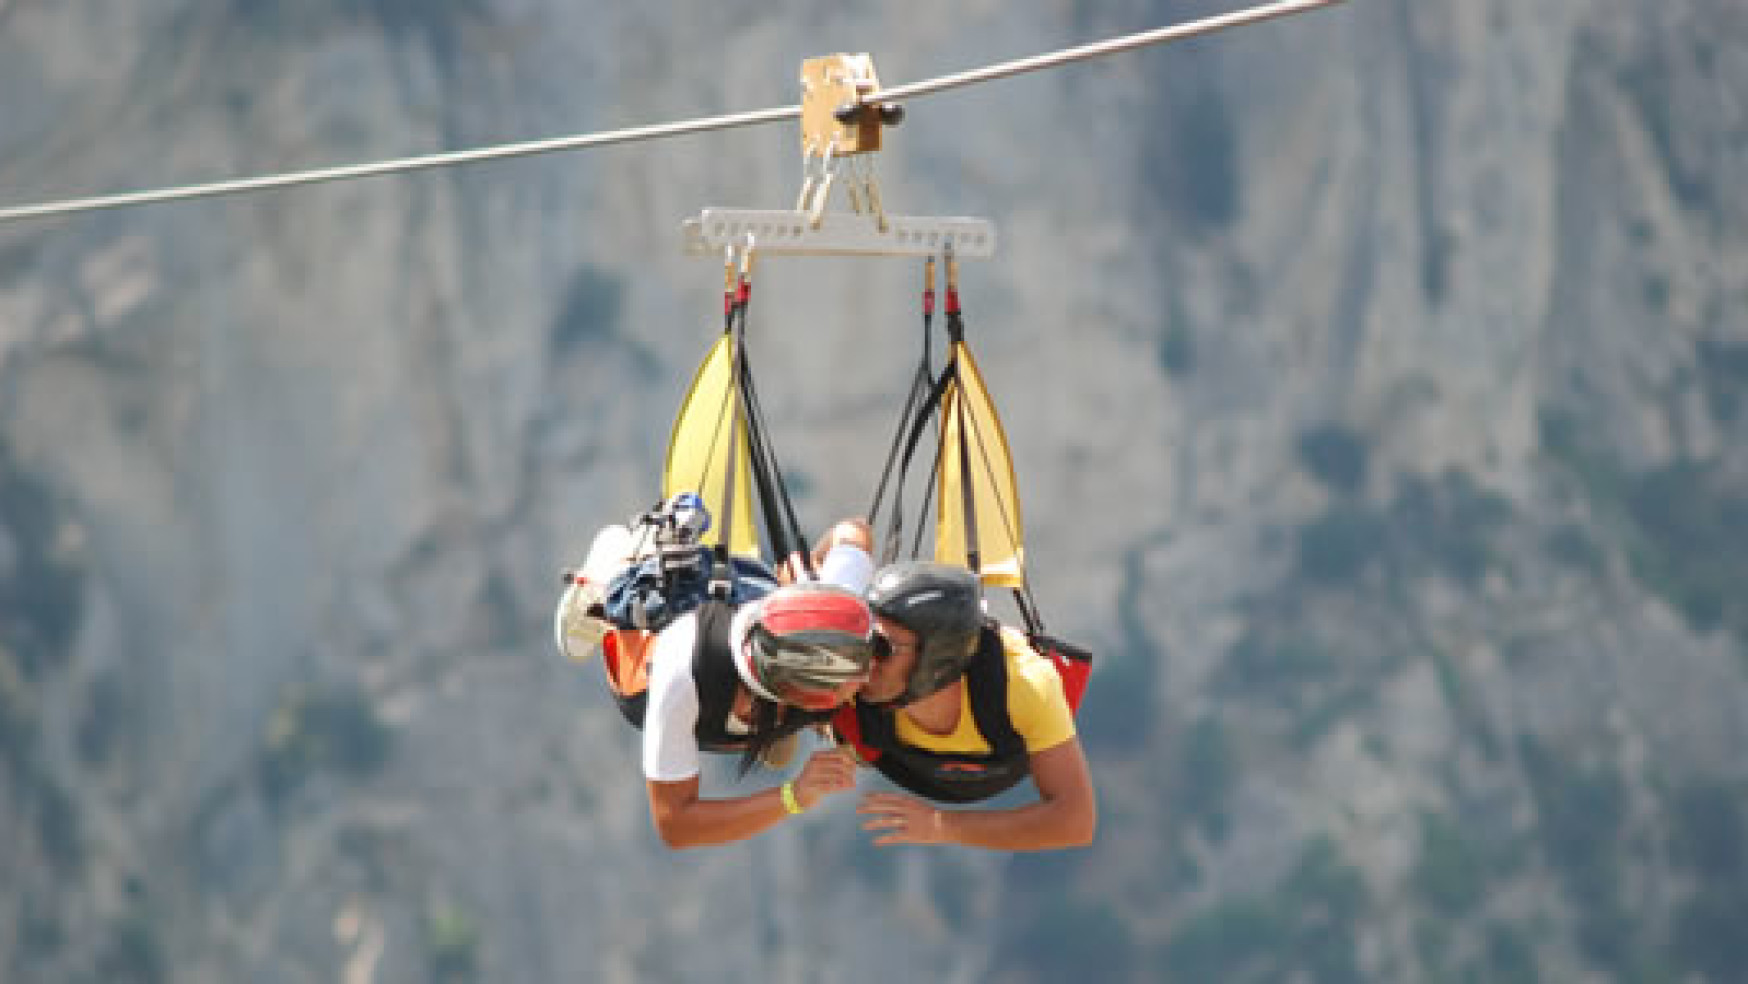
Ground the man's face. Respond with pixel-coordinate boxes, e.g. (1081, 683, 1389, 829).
(862, 617, 920, 703)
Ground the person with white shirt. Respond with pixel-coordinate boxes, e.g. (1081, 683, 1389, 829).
(630, 519, 879, 849)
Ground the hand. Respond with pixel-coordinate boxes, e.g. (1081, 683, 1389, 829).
(858, 792, 948, 847)
(792, 747, 858, 811)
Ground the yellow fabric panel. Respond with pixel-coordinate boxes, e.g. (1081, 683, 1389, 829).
(893, 628, 1076, 755)
(934, 342, 1026, 587)
(663, 334, 759, 557)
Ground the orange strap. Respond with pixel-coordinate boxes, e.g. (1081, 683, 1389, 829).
(601, 630, 654, 698)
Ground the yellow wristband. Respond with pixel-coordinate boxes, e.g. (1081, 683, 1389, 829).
(780, 781, 805, 815)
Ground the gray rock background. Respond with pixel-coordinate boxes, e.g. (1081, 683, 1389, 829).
(2, 0, 1745, 981)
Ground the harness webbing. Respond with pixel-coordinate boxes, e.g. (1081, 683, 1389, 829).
(866, 260, 1051, 638)
(945, 303, 984, 579)
(706, 274, 748, 595)
(713, 261, 812, 582)
(740, 350, 815, 578)
(869, 258, 937, 567)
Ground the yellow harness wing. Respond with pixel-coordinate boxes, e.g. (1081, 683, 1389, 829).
(663, 333, 760, 558)
(935, 339, 1026, 588)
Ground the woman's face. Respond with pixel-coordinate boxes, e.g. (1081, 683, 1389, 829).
(778, 674, 866, 711)
(862, 617, 920, 703)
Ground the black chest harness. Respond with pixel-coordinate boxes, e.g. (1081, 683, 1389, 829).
(845, 627, 1032, 803)
(614, 600, 822, 752)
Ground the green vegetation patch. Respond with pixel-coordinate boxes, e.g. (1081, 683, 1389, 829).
(1080, 543, 1164, 751)
(426, 901, 482, 984)
(1161, 837, 1365, 983)
(259, 684, 391, 806)
(1294, 469, 1510, 589)
(1296, 505, 1388, 583)
(1666, 781, 1748, 983)
(1518, 736, 1637, 970)
(96, 914, 166, 984)
(0, 439, 89, 678)
(1158, 319, 1196, 377)
(1023, 896, 1137, 983)
(551, 263, 626, 359)
(1696, 339, 1748, 421)
(1220, 628, 1341, 701)
(1297, 424, 1369, 497)
(1412, 811, 1486, 917)
(1472, 922, 1541, 984)
(1618, 462, 1748, 638)
(1539, 406, 1748, 644)
(1177, 716, 1236, 842)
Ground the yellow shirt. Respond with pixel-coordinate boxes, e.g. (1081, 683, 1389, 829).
(893, 626, 1076, 756)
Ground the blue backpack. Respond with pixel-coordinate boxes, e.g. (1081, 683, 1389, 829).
(601, 546, 779, 631)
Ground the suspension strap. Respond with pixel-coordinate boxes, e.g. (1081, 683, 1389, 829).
(741, 352, 815, 579)
(715, 243, 815, 581)
(882, 348, 958, 562)
(943, 250, 984, 577)
(868, 256, 939, 566)
(710, 252, 752, 598)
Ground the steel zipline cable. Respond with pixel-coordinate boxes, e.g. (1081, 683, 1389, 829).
(0, 0, 1340, 225)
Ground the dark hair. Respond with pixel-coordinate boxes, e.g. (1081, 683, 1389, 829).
(735, 699, 831, 777)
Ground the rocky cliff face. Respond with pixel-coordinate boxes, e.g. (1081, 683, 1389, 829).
(2, 0, 1745, 981)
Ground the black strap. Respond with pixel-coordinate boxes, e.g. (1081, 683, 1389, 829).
(869, 263, 939, 567)
(863, 274, 1054, 634)
(869, 362, 935, 567)
(691, 270, 812, 592)
(879, 365, 957, 563)
(711, 343, 743, 597)
(690, 601, 744, 749)
(739, 355, 813, 578)
(963, 626, 1024, 758)
(847, 626, 1030, 803)
(1013, 586, 1046, 636)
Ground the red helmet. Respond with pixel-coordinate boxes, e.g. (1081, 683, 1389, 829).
(737, 583, 874, 709)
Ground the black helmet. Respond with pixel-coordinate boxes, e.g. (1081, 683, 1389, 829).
(867, 562, 984, 703)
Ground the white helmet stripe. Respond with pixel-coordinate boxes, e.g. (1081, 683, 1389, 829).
(733, 637, 781, 703)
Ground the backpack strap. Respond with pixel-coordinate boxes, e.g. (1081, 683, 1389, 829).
(690, 600, 745, 749)
(852, 684, 903, 756)
(602, 630, 653, 729)
(962, 625, 1024, 758)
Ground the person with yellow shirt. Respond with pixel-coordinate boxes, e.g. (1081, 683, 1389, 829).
(832, 560, 1097, 851)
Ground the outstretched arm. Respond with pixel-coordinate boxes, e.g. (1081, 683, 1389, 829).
(646, 747, 859, 850)
(857, 738, 1097, 851)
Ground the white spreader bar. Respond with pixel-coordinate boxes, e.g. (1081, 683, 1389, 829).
(682, 208, 996, 258)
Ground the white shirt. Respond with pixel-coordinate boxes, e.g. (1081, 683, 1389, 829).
(641, 545, 874, 781)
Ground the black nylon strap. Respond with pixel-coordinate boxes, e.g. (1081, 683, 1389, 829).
(711, 316, 745, 599)
(1013, 586, 1046, 636)
(691, 601, 746, 750)
(964, 626, 1024, 758)
(952, 377, 982, 575)
(870, 269, 938, 565)
(739, 356, 813, 578)
(902, 366, 956, 487)
(847, 626, 1031, 803)
(702, 279, 813, 587)
(876, 363, 959, 564)
(908, 437, 944, 562)
(869, 363, 934, 567)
